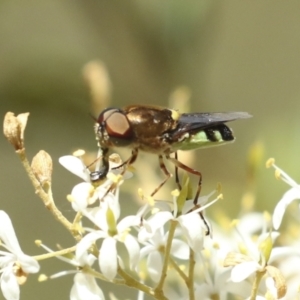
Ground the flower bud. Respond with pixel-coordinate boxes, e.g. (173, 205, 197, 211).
(3, 112, 29, 150)
(31, 150, 53, 190)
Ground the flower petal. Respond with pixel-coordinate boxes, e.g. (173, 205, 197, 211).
(178, 213, 205, 252)
(231, 261, 260, 282)
(138, 211, 173, 243)
(147, 251, 162, 282)
(99, 238, 117, 280)
(139, 245, 156, 259)
(71, 183, 96, 211)
(17, 254, 40, 273)
(59, 156, 90, 182)
(76, 232, 105, 262)
(1, 267, 20, 300)
(273, 187, 300, 229)
(70, 273, 104, 300)
(123, 234, 140, 270)
(0, 211, 23, 255)
(170, 239, 189, 260)
(117, 215, 140, 232)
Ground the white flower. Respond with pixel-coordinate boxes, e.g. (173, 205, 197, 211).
(40, 242, 104, 300)
(76, 201, 140, 280)
(194, 243, 244, 300)
(223, 216, 287, 299)
(138, 189, 220, 253)
(268, 160, 300, 230)
(59, 154, 131, 211)
(139, 226, 189, 282)
(0, 211, 40, 300)
(224, 231, 279, 282)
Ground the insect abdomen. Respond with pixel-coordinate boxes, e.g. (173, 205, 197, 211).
(171, 124, 235, 151)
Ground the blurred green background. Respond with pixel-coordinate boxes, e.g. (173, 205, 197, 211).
(1, 1, 300, 299)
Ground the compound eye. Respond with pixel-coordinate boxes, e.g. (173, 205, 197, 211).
(106, 111, 133, 139)
(97, 108, 119, 124)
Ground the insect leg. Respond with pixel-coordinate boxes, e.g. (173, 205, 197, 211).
(150, 155, 172, 197)
(166, 155, 202, 205)
(165, 155, 210, 235)
(111, 148, 138, 172)
(90, 147, 109, 183)
(174, 152, 182, 191)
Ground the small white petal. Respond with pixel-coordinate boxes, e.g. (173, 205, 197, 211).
(231, 261, 260, 282)
(1, 268, 20, 300)
(270, 246, 300, 262)
(117, 215, 140, 232)
(147, 251, 162, 282)
(76, 232, 105, 261)
(0, 211, 23, 255)
(139, 245, 156, 259)
(273, 187, 300, 229)
(17, 254, 40, 273)
(123, 234, 140, 270)
(170, 239, 189, 259)
(99, 238, 117, 280)
(71, 183, 96, 211)
(265, 276, 277, 297)
(152, 227, 165, 246)
(70, 273, 105, 300)
(138, 212, 173, 242)
(59, 156, 90, 182)
(178, 213, 205, 252)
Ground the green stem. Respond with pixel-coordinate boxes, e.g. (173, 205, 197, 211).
(154, 219, 177, 299)
(33, 246, 76, 261)
(169, 257, 188, 283)
(117, 267, 158, 298)
(187, 248, 195, 300)
(17, 149, 80, 240)
(250, 270, 266, 300)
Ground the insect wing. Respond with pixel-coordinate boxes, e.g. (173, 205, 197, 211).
(176, 111, 251, 134)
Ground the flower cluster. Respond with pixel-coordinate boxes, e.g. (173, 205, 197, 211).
(3, 111, 300, 300)
(57, 153, 221, 299)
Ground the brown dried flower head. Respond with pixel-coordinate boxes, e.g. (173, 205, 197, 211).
(3, 112, 30, 150)
(31, 150, 53, 189)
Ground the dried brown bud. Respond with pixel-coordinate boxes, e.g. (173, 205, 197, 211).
(31, 150, 53, 189)
(266, 265, 287, 299)
(3, 112, 29, 150)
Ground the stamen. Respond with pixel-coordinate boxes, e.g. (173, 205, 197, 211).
(266, 158, 275, 168)
(38, 274, 48, 282)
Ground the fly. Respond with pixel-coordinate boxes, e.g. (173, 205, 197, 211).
(92, 104, 251, 204)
